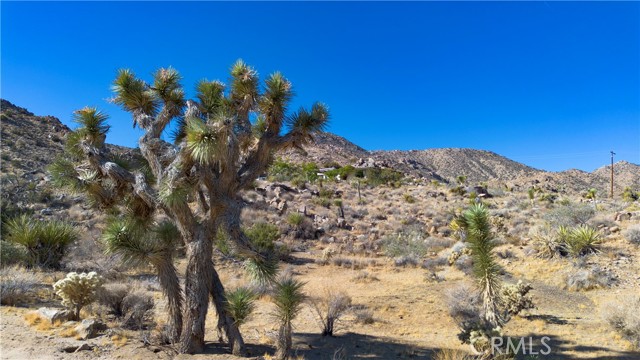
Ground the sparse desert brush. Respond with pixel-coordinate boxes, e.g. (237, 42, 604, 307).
(623, 225, 640, 245)
(24, 312, 55, 331)
(0, 240, 30, 267)
(431, 348, 475, 360)
(544, 202, 595, 227)
(0, 266, 38, 306)
(381, 227, 430, 259)
(565, 265, 613, 291)
(351, 271, 379, 283)
(403, 193, 416, 203)
(311, 290, 352, 336)
(601, 295, 640, 349)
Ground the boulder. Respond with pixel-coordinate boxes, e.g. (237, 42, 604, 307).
(37, 308, 73, 324)
(74, 319, 107, 340)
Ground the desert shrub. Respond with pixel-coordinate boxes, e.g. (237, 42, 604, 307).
(225, 287, 256, 328)
(544, 203, 595, 227)
(403, 193, 416, 203)
(353, 307, 375, 324)
(121, 288, 154, 330)
(0, 240, 30, 267)
(0, 266, 38, 306)
(363, 168, 403, 187)
(431, 349, 475, 360)
(286, 212, 305, 227)
(623, 225, 640, 245)
(446, 283, 483, 327)
(53, 272, 103, 320)
(393, 254, 420, 267)
(4, 215, 78, 269)
(501, 281, 534, 317)
(267, 159, 299, 182)
(311, 290, 352, 336)
(564, 225, 602, 256)
(97, 283, 130, 317)
(244, 222, 288, 259)
(622, 187, 639, 202)
(601, 295, 640, 349)
(382, 227, 430, 259)
(565, 266, 613, 291)
(588, 215, 616, 229)
(351, 271, 379, 283)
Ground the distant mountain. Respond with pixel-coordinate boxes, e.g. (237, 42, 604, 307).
(1, 99, 638, 198)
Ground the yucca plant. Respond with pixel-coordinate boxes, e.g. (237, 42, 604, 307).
(224, 287, 256, 328)
(462, 204, 503, 327)
(272, 276, 306, 360)
(102, 218, 183, 342)
(5, 215, 78, 269)
(50, 60, 329, 355)
(564, 225, 603, 257)
(585, 188, 598, 210)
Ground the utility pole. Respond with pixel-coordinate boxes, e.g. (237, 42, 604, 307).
(610, 151, 615, 198)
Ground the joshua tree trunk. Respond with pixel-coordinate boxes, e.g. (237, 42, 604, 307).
(275, 322, 292, 360)
(210, 264, 246, 356)
(179, 232, 213, 354)
(154, 258, 183, 343)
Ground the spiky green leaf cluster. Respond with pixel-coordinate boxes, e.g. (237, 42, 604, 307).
(197, 80, 226, 117)
(73, 107, 110, 147)
(224, 287, 257, 327)
(462, 204, 503, 326)
(152, 67, 185, 107)
(5, 215, 78, 268)
(184, 117, 220, 164)
(272, 277, 306, 324)
(112, 69, 158, 118)
(102, 218, 177, 267)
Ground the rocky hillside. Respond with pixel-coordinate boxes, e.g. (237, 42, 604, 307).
(1, 99, 638, 200)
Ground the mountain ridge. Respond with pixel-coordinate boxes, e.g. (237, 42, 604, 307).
(2, 99, 638, 195)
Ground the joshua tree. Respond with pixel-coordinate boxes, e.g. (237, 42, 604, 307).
(101, 218, 183, 342)
(272, 276, 306, 360)
(50, 60, 329, 354)
(585, 188, 597, 210)
(462, 204, 503, 327)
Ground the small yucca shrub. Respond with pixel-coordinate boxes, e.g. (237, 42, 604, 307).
(5, 215, 78, 269)
(564, 225, 602, 257)
(224, 287, 256, 328)
(53, 272, 103, 320)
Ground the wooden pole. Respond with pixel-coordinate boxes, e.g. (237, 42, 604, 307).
(610, 151, 615, 198)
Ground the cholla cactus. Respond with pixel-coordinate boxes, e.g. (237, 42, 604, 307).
(502, 280, 534, 317)
(53, 272, 103, 320)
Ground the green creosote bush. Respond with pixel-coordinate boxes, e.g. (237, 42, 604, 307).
(53, 271, 103, 320)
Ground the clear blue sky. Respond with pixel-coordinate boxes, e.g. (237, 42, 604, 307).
(2, 1, 639, 172)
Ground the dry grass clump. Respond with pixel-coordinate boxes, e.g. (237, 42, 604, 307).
(24, 312, 56, 331)
(351, 271, 379, 283)
(601, 295, 640, 349)
(431, 348, 475, 360)
(0, 266, 38, 306)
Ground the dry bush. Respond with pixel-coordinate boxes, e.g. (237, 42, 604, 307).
(121, 288, 154, 330)
(352, 306, 375, 325)
(601, 295, 640, 349)
(431, 348, 475, 360)
(565, 266, 614, 291)
(0, 266, 38, 306)
(445, 283, 482, 327)
(96, 283, 130, 317)
(311, 290, 352, 336)
(544, 202, 595, 227)
(623, 224, 640, 245)
(351, 271, 379, 283)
